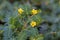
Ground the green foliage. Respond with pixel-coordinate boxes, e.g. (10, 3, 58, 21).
(0, 0, 60, 40)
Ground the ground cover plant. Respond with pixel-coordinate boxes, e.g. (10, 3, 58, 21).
(0, 0, 60, 40)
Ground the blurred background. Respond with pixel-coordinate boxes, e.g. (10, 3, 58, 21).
(0, 0, 60, 40)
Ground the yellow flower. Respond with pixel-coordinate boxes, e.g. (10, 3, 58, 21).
(30, 21, 36, 27)
(18, 8, 24, 14)
(32, 9, 38, 15)
(33, 38, 36, 40)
